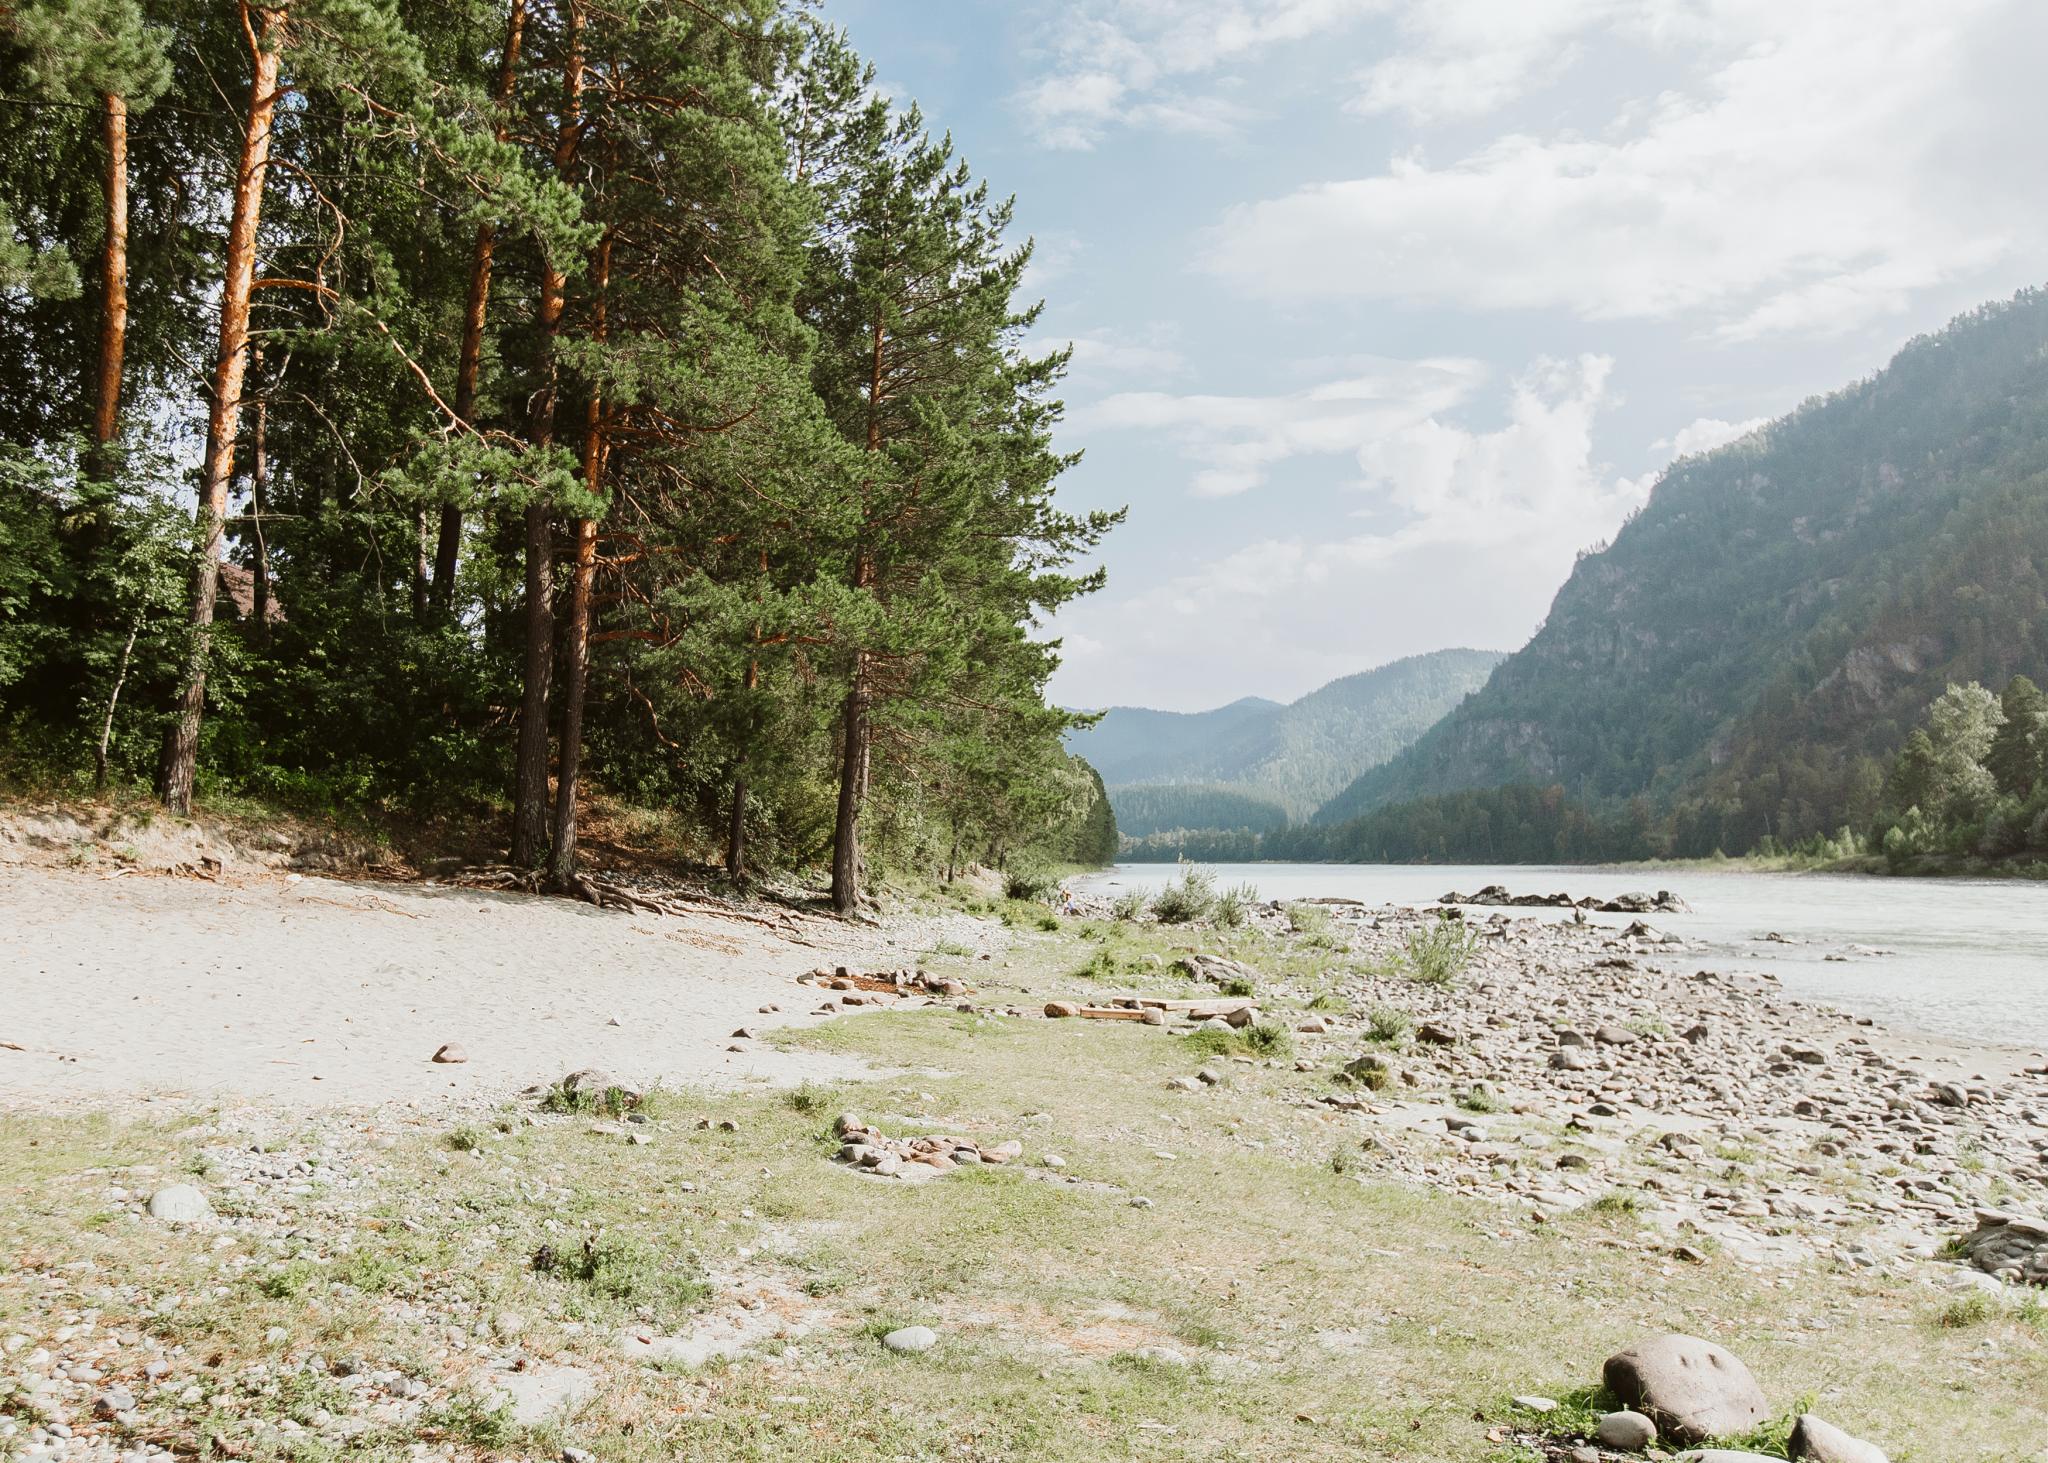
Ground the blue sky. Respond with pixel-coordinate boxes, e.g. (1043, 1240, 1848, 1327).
(826, 0, 2048, 712)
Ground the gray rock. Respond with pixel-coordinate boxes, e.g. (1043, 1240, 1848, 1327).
(1789, 1414, 1890, 1463)
(431, 1043, 467, 1064)
(1602, 1333, 1770, 1444)
(882, 1326, 937, 1355)
(1675, 1454, 1781, 1462)
(92, 1389, 136, 1420)
(145, 1185, 212, 1223)
(1595, 1410, 1658, 1450)
(1129, 1345, 1188, 1367)
(1953, 1210, 2048, 1287)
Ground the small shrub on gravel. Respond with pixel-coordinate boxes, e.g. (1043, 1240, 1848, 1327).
(1366, 1007, 1412, 1044)
(1151, 863, 1216, 924)
(1212, 882, 1258, 927)
(1402, 917, 1478, 986)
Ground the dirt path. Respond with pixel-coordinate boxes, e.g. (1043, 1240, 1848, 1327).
(0, 864, 979, 1113)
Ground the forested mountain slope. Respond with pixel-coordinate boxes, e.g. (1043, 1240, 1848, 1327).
(1313, 288, 2048, 855)
(1069, 649, 1503, 830)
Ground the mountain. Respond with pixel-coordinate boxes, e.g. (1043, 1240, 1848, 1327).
(1310, 287, 2048, 857)
(1067, 649, 1505, 832)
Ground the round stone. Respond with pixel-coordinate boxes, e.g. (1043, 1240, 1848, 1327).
(882, 1325, 938, 1355)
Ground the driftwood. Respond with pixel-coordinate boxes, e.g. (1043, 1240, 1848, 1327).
(447, 864, 799, 932)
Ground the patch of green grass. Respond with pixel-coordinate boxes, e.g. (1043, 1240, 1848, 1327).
(1937, 1291, 1994, 1329)
(446, 1125, 488, 1152)
(1111, 891, 1147, 921)
(255, 1258, 323, 1300)
(1366, 1007, 1412, 1044)
(1218, 975, 1256, 998)
(1588, 1188, 1643, 1216)
(783, 1081, 834, 1116)
(532, 1234, 708, 1321)
(540, 1079, 641, 1117)
(1458, 1085, 1501, 1115)
(1181, 1020, 1292, 1060)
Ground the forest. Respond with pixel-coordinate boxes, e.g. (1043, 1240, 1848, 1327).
(1123, 675, 2048, 871)
(0, 0, 1121, 905)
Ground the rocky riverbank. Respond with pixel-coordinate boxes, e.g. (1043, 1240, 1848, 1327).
(1108, 893, 2048, 1277)
(2, 864, 2044, 1462)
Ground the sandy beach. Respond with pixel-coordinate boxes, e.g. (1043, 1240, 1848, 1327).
(0, 862, 989, 1112)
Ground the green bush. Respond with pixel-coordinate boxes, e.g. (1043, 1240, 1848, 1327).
(1212, 881, 1258, 927)
(1402, 916, 1478, 986)
(1150, 862, 1216, 924)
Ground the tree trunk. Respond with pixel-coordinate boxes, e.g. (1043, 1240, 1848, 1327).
(432, 0, 527, 612)
(548, 226, 610, 890)
(829, 312, 889, 915)
(94, 622, 138, 796)
(249, 356, 271, 639)
(158, 4, 284, 815)
(509, 0, 584, 867)
(725, 772, 747, 883)
(88, 90, 129, 481)
(510, 499, 556, 865)
(830, 659, 870, 915)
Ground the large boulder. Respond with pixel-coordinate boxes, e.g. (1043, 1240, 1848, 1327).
(1173, 954, 1260, 988)
(145, 1184, 213, 1223)
(1789, 1415, 1889, 1463)
(1602, 1333, 1770, 1444)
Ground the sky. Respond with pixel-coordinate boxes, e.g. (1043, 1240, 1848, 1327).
(825, 0, 2048, 713)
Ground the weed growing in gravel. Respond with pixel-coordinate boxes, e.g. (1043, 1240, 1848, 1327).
(1403, 917, 1479, 986)
(1588, 1188, 1642, 1216)
(784, 1081, 833, 1116)
(1212, 882, 1258, 927)
(1938, 1292, 1994, 1329)
(1111, 890, 1147, 921)
(533, 1235, 707, 1319)
(1182, 1020, 1292, 1060)
(1367, 1007, 1413, 1044)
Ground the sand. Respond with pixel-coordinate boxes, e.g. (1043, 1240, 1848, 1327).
(0, 863, 973, 1113)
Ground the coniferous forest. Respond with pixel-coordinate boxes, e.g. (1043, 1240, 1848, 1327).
(0, 0, 1122, 903)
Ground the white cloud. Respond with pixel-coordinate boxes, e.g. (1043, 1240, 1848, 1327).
(1015, 0, 1380, 148)
(1201, 0, 2048, 339)
(1047, 330, 1190, 380)
(1049, 354, 1658, 709)
(1656, 414, 1767, 460)
(1349, 0, 1620, 123)
(1082, 356, 1487, 498)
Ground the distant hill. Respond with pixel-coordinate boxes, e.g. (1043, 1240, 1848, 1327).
(1306, 286, 2048, 858)
(1067, 649, 1505, 833)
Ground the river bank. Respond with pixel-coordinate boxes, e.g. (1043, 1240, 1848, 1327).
(2, 848, 2045, 1460)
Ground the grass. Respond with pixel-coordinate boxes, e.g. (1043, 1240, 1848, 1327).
(1, 913, 2043, 1463)
(1366, 1007, 1412, 1044)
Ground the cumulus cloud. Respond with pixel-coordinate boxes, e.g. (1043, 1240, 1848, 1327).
(1045, 329, 1190, 381)
(1349, 0, 1620, 123)
(1049, 355, 1657, 709)
(1201, 0, 2047, 339)
(1655, 415, 1768, 461)
(1081, 356, 1487, 498)
(1014, 0, 1379, 148)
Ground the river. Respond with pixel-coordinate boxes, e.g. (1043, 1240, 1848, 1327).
(1081, 863, 2048, 1053)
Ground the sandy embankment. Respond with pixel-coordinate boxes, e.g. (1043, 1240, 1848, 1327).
(0, 862, 982, 1113)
